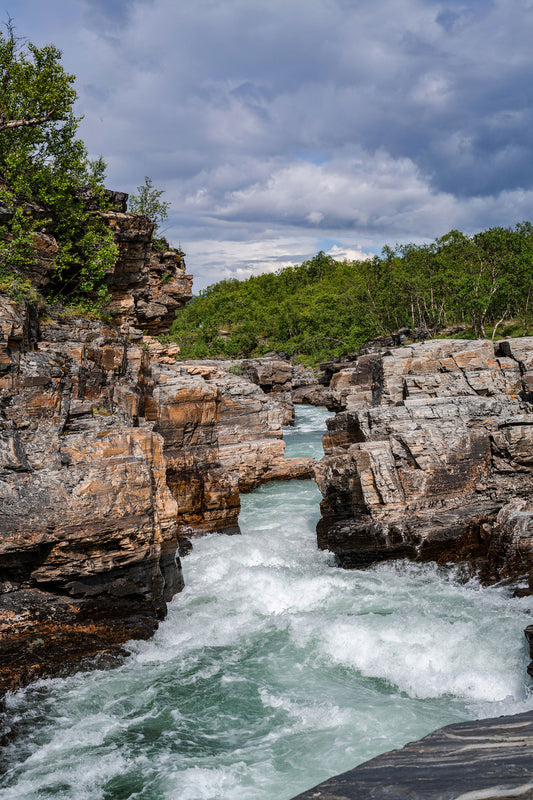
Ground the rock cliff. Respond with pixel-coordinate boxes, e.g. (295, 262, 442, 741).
(0, 195, 315, 694)
(0, 300, 182, 692)
(0, 291, 316, 693)
(315, 339, 533, 576)
(84, 190, 193, 332)
(147, 359, 313, 539)
(314, 338, 533, 672)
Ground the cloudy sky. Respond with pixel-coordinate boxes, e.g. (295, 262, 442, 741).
(11, 0, 533, 289)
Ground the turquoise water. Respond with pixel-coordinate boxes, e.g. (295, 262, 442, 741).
(1, 405, 532, 800)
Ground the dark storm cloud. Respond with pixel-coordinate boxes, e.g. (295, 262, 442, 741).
(79, 0, 155, 33)
(10, 0, 533, 287)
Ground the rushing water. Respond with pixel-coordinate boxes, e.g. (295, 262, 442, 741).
(1, 405, 533, 800)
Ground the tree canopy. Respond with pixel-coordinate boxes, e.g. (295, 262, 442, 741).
(0, 20, 117, 309)
(170, 223, 533, 365)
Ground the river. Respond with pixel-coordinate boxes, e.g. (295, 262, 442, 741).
(1, 405, 532, 799)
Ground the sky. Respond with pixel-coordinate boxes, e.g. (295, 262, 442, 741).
(10, 0, 533, 290)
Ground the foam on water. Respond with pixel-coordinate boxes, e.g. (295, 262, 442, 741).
(1, 404, 532, 800)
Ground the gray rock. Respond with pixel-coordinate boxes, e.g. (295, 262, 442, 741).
(316, 340, 533, 585)
(291, 710, 533, 800)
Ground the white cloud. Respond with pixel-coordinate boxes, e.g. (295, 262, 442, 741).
(184, 235, 308, 288)
(10, 0, 533, 289)
(188, 152, 458, 235)
(327, 245, 372, 262)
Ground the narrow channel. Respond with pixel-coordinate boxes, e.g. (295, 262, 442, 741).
(1, 405, 532, 800)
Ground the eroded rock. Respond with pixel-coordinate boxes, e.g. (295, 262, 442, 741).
(0, 301, 184, 692)
(316, 339, 533, 576)
(0, 296, 318, 693)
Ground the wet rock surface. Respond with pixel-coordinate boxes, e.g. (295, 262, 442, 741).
(291, 710, 533, 800)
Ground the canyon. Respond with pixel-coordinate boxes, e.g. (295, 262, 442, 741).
(1, 194, 533, 798)
(0, 197, 318, 695)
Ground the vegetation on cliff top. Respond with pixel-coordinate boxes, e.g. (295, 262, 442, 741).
(0, 22, 177, 317)
(170, 223, 533, 365)
(0, 20, 117, 310)
(129, 176, 170, 241)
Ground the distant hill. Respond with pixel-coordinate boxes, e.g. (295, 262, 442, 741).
(170, 224, 533, 365)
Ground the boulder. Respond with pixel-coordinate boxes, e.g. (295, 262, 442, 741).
(290, 710, 533, 800)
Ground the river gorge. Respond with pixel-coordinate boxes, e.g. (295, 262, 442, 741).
(1, 405, 532, 800)
(2, 196, 533, 798)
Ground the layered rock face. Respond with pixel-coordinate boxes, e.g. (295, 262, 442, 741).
(96, 212, 193, 333)
(147, 362, 241, 538)
(106, 233, 193, 334)
(1, 189, 326, 694)
(240, 356, 336, 411)
(242, 357, 293, 394)
(291, 709, 533, 800)
(6, 187, 193, 334)
(215, 366, 313, 489)
(0, 190, 290, 693)
(316, 338, 533, 586)
(159, 360, 314, 517)
(0, 315, 314, 693)
(0, 301, 183, 693)
(292, 364, 334, 407)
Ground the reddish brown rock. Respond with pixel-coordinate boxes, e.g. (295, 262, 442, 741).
(148, 365, 241, 537)
(3, 187, 193, 336)
(1, 299, 322, 696)
(101, 216, 193, 332)
(189, 361, 317, 488)
(0, 298, 183, 694)
(133, 246, 193, 335)
(261, 457, 316, 482)
(0, 189, 195, 693)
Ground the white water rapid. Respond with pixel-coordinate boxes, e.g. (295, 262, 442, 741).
(1, 405, 532, 800)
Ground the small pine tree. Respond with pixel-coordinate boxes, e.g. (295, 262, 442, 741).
(128, 176, 170, 235)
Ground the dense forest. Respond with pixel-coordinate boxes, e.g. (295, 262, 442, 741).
(170, 224, 533, 365)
